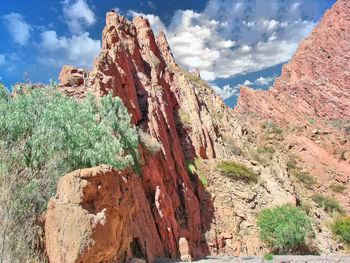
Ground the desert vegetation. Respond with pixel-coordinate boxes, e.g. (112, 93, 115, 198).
(217, 160, 258, 183)
(311, 194, 344, 215)
(257, 204, 314, 254)
(0, 82, 139, 262)
(331, 216, 350, 245)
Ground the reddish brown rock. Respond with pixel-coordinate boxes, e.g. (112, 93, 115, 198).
(45, 166, 164, 263)
(236, 0, 350, 123)
(235, 0, 350, 215)
(54, 11, 229, 262)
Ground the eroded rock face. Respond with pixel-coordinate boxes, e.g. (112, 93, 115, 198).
(53, 11, 230, 262)
(235, 0, 350, 215)
(236, 0, 350, 123)
(45, 166, 164, 263)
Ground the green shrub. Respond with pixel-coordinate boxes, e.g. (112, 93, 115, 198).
(262, 120, 283, 134)
(149, 53, 161, 68)
(264, 253, 274, 260)
(330, 184, 347, 194)
(311, 194, 344, 214)
(0, 82, 139, 261)
(200, 176, 208, 187)
(331, 216, 350, 244)
(257, 204, 313, 254)
(301, 200, 313, 216)
(271, 126, 283, 134)
(194, 158, 200, 168)
(217, 160, 258, 183)
(262, 120, 275, 130)
(188, 163, 196, 174)
(222, 135, 243, 156)
(293, 172, 317, 189)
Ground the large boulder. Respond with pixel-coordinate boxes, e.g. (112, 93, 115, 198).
(45, 166, 164, 263)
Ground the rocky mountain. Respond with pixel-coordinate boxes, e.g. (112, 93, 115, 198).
(236, 0, 350, 214)
(44, 1, 350, 262)
(48, 10, 244, 263)
(236, 0, 350, 122)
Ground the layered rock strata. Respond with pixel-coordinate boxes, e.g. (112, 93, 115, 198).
(236, 0, 350, 123)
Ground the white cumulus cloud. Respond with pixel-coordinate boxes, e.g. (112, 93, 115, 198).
(2, 13, 32, 45)
(211, 84, 240, 100)
(36, 0, 100, 70)
(127, 0, 328, 82)
(38, 30, 101, 68)
(253, 76, 276, 85)
(126, 10, 167, 36)
(62, 0, 96, 33)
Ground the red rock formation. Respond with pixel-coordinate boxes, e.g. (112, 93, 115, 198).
(46, 1, 350, 260)
(45, 166, 164, 263)
(51, 11, 238, 262)
(235, 0, 350, 215)
(236, 0, 350, 123)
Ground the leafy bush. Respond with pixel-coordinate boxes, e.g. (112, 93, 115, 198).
(188, 163, 196, 174)
(194, 158, 200, 168)
(178, 65, 210, 88)
(331, 216, 350, 244)
(149, 53, 161, 68)
(312, 194, 344, 214)
(257, 145, 276, 155)
(257, 204, 313, 254)
(293, 172, 317, 189)
(217, 160, 258, 183)
(264, 253, 274, 260)
(0, 83, 139, 261)
(222, 135, 243, 156)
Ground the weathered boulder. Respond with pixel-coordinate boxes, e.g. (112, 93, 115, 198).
(45, 166, 164, 263)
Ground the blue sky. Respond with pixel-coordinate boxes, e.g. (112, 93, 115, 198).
(0, 0, 337, 105)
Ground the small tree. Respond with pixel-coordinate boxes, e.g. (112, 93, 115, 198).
(257, 204, 313, 254)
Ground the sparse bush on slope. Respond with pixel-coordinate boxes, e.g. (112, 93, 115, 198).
(311, 194, 345, 215)
(217, 160, 258, 183)
(0, 82, 139, 262)
(331, 216, 350, 245)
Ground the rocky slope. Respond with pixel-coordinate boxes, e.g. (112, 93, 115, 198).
(236, 0, 350, 123)
(236, 0, 350, 215)
(45, 1, 350, 262)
